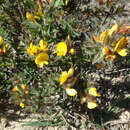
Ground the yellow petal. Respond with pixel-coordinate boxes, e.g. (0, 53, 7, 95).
(39, 61, 48, 68)
(93, 29, 110, 44)
(27, 42, 38, 56)
(25, 90, 29, 94)
(56, 42, 67, 56)
(114, 37, 128, 52)
(102, 46, 111, 55)
(0, 36, 4, 46)
(36, 5, 42, 16)
(34, 15, 41, 20)
(20, 102, 24, 108)
(12, 85, 19, 91)
(81, 97, 87, 104)
(39, 40, 48, 51)
(35, 53, 49, 68)
(3, 43, 8, 53)
(39, 62, 44, 68)
(99, 29, 110, 42)
(67, 68, 74, 78)
(105, 54, 116, 61)
(108, 24, 118, 36)
(67, 34, 71, 41)
(59, 71, 68, 85)
(87, 102, 98, 109)
(66, 88, 77, 96)
(65, 0, 69, 5)
(117, 49, 127, 56)
(69, 48, 74, 54)
(88, 88, 100, 97)
(30, 42, 33, 48)
(26, 12, 33, 21)
(21, 84, 28, 90)
(43, 61, 48, 65)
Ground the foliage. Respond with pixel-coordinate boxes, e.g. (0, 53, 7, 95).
(0, 0, 130, 129)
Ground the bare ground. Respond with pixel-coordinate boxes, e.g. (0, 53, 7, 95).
(0, 1, 130, 130)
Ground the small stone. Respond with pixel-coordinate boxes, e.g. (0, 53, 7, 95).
(1, 117, 9, 127)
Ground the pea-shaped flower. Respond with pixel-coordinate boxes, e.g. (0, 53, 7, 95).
(35, 52, 49, 68)
(93, 24, 118, 44)
(88, 88, 100, 97)
(65, 88, 77, 97)
(87, 101, 98, 109)
(59, 68, 74, 85)
(114, 36, 128, 56)
(59, 68, 77, 96)
(0, 36, 4, 46)
(27, 42, 38, 56)
(56, 42, 68, 56)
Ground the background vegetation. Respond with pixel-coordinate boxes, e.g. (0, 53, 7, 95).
(0, 0, 130, 129)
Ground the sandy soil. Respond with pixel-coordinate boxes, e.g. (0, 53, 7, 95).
(0, 0, 130, 130)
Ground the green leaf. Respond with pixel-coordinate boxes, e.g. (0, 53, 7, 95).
(92, 52, 104, 64)
(23, 119, 62, 127)
(23, 121, 53, 127)
(54, 0, 64, 8)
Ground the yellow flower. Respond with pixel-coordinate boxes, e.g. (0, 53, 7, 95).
(3, 44, 8, 53)
(59, 67, 74, 85)
(81, 97, 87, 104)
(108, 24, 118, 37)
(93, 29, 110, 44)
(25, 90, 29, 94)
(12, 85, 19, 91)
(26, 12, 33, 21)
(88, 88, 100, 97)
(34, 15, 41, 20)
(34, 5, 42, 20)
(65, 0, 69, 5)
(67, 34, 71, 41)
(59, 71, 68, 85)
(35, 52, 49, 68)
(65, 88, 77, 96)
(114, 37, 128, 56)
(93, 24, 118, 44)
(87, 101, 98, 109)
(20, 102, 24, 108)
(102, 46, 117, 61)
(0, 36, 4, 46)
(56, 42, 67, 56)
(38, 40, 48, 52)
(105, 54, 116, 61)
(36, 5, 42, 16)
(67, 67, 74, 77)
(21, 84, 28, 90)
(69, 48, 74, 54)
(102, 46, 111, 55)
(66, 35, 74, 54)
(27, 42, 38, 56)
(21, 84, 29, 94)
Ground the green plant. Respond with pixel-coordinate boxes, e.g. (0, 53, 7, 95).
(0, 0, 129, 129)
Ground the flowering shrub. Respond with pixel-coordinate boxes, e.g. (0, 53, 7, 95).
(0, 0, 129, 129)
